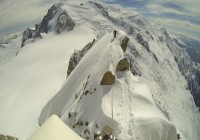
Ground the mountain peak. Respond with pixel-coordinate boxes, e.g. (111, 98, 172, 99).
(21, 2, 75, 47)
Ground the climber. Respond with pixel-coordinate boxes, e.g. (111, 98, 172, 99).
(177, 134, 181, 139)
(113, 30, 117, 38)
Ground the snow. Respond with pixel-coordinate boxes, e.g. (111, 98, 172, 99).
(39, 31, 178, 140)
(28, 115, 83, 140)
(0, 0, 200, 140)
(0, 26, 95, 139)
(0, 33, 21, 66)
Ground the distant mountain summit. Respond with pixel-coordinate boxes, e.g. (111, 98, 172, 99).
(21, 2, 75, 47)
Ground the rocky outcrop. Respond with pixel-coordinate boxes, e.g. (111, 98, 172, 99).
(67, 39, 95, 76)
(100, 71, 115, 85)
(55, 10, 76, 34)
(21, 28, 34, 47)
(136, 33, 150, 52)
(91, 1, 108, 16)
(152, 53, 159, 63)
(130, 62, 141, 76)
(0, 134, 18, 140)
(121, 36, 129, 52)
(0, 44, 5, 49)
(116, 58, 129, 71)
(34, 2, 63, 37)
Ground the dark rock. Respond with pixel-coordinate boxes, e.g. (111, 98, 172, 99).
(152, 53, 159, 63)
(0, 134, 18, 140)
(85, 121, 89, 126)
(116, 58, 130, 71)
(94, 133, 101, 139)
(84, 128, 90, 134)
(21, 28, 34, 47)
(100, 71, 115, 85)
(159, 36, 164, 42)
(55, 10, 75, 34)
(128, 27, 134, 34)
(130, 62, 141, 76)
(94, 2, 108, 16)
(121, 36, 129, 52)
(0, 134, 6, 140)
(67, 40, 94, 76)
(136, 33, 150, 52)
(36, 3, 63, 35)
(6, 135, 16, 140)
(80, 121, 83, 126)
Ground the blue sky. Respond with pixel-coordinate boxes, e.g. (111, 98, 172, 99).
(102, 0, 200, 40)
(0, 0, 199, 40)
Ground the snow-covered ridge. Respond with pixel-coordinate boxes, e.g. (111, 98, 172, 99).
(39, 31, 177, 140)
(39, 1, 200, 140)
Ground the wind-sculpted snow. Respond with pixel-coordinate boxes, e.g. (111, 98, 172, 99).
(29, 115, 83, 140)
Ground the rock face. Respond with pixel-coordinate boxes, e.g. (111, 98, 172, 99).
(174, 49, 200, 107)
(100, 71, 115, 85)
(67, 40, 95, 76)
(0, 134, 18, 140)
(121, 36, 129, 52)
(34, 2, 63, 37)
(55, 11, 76, 34)
(92, 2, 108, 16)
(136, 33, 150, 52)
(116, 58, 129, 71)
(21, 28, 34, 47)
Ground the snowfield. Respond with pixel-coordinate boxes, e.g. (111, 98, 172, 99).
(0, 0, 199, 140)
(0, 26, 94, 139)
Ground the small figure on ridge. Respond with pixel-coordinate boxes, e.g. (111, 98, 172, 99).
(113, 30, 117, 38)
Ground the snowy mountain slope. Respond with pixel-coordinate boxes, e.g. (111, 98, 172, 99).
(0, 32, 22, 66)
(38, 1, 200, 140)
(0, 0, 200, 140)
(0, 26, 95, 139)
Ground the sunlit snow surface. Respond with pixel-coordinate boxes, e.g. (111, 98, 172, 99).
(29, 115, 83, 140)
